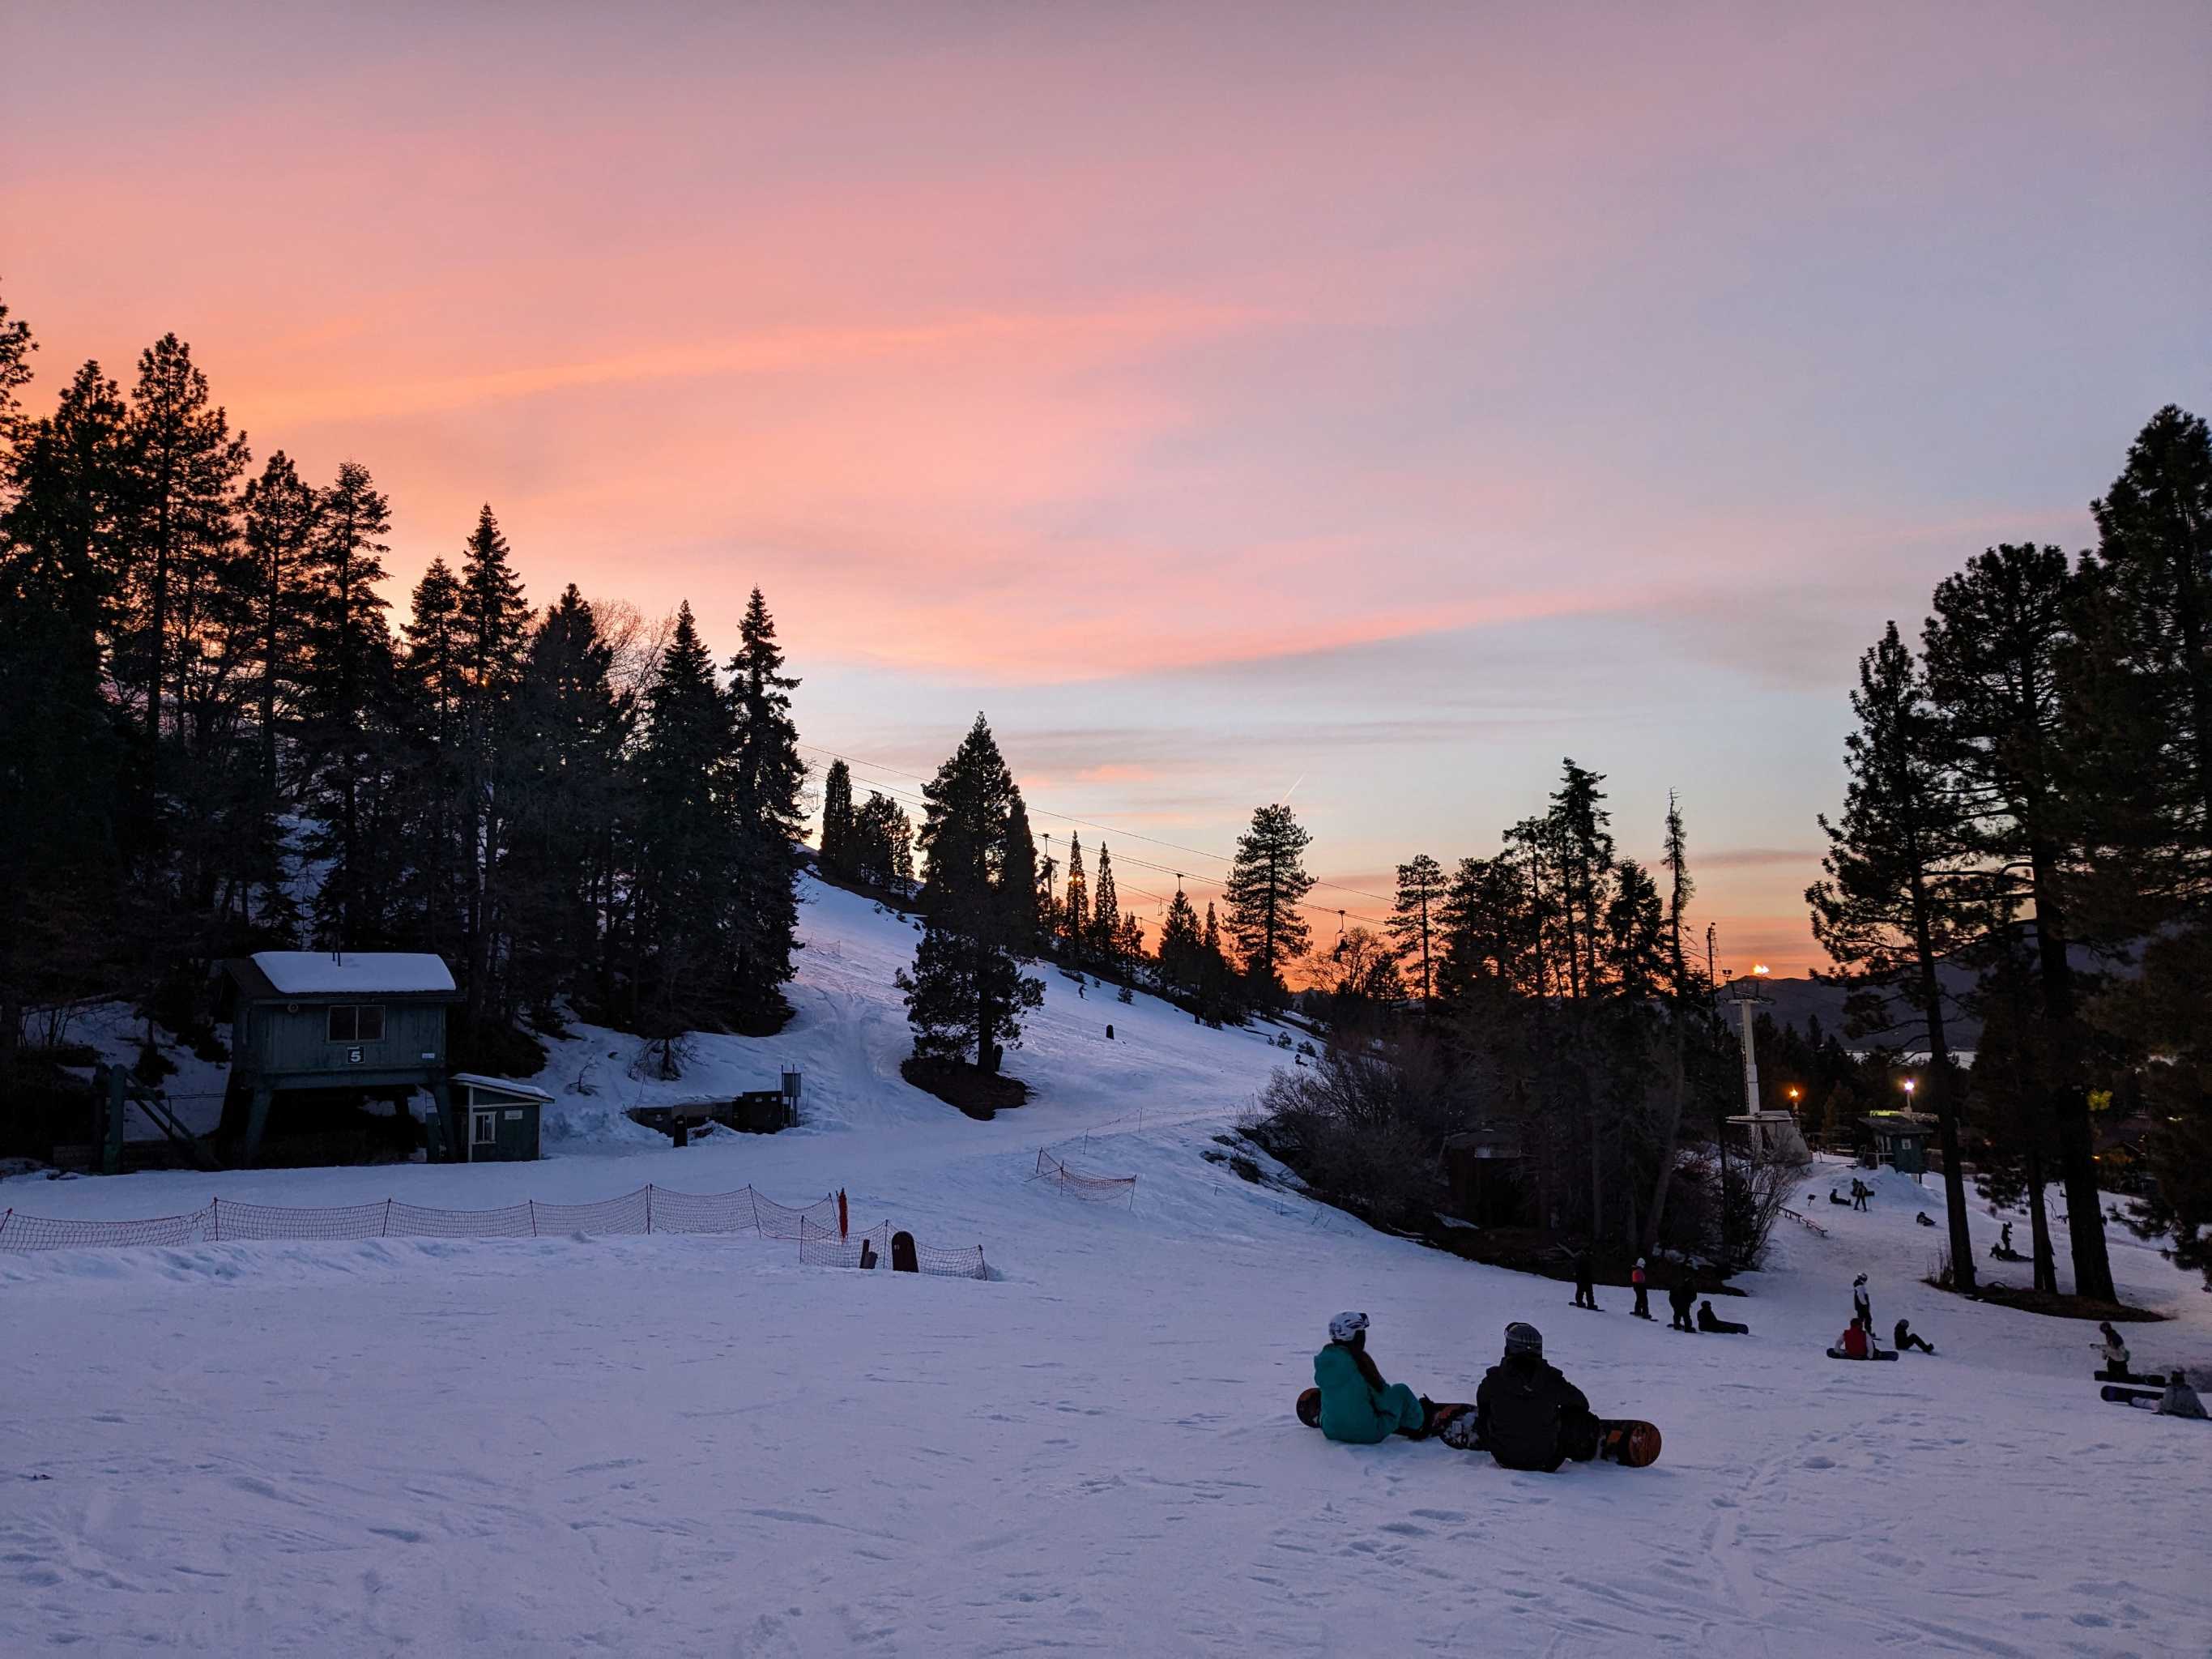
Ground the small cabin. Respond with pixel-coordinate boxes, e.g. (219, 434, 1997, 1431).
(1859, 1110, 1935, 1177)
(438, 1074, 549, 1162)
(223, 951, 461, 1165)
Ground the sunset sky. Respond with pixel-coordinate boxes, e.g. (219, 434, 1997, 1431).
(9, 2, 2209, 971)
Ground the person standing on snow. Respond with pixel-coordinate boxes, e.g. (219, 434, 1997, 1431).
(1852, 1274, 1873, 1333)
(1311, 1311, 1431, 1444)
(1631, 1258, 1652, 1320)
(1572, 1248, 1598, 1311)
(1668, 1274, 1697, 1333)
(1464, 1323, 1600, 1471)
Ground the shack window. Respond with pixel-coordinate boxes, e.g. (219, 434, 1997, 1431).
(326, 1005, 386, 1043)
(472, 1111, 496, 1146)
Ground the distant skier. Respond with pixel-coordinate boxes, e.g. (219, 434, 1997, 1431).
(1852, 1179, 1871, 1212)
(1998, 1222, 2015, 1255)
(1631, 1258, 1652, 1320)
(1668, 1275, 1696, 1333)
(2159, 1369, 2207, 1420)
(2097, 1322, 2135, 1382)
(1893, 1318, 1935, 1355)
(1852, 1273, 1873, 1333)
(1468, 1323, 1600, 1472)
(1311, 1311, 1430, 1444)
(1572, 1248, 1598, 1311)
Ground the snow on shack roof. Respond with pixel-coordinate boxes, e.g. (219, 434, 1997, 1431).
(451, 1073, 554, 1103)
(249, 951, 458, 996)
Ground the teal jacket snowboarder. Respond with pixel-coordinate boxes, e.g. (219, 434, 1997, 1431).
(1312, 1311, 1427, 1444)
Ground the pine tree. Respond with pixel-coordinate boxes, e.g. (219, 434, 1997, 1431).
(502, 586, 629, 1023)
(1091, 843, 1120, 968)
(1923, 542, 2113, 1300)
(854, 792, 915, 891)
(0, 287, 32, 458)
(1642, 793, 1699, 1257)
(300, 462, 395, 945)
(1061, 833, 1089, 965)
(725, 587, 804, 1031)
(452, 505, 531, 1027)
(1199, 900, 1232, 1026)
(239, 452, 318, 791)
(1158, 887, 1203, 995)
(1807, 622, 1982, 1293)
(1389, 853, 1447, 1007)
(1225, 803, 1314, 999)
(820, 758, 855, 876)
(630, 603, 734, 1047)
(118, 335, 249, 747)
(1002, 792, 1040, 950)
(896, 714, 1043, 1075)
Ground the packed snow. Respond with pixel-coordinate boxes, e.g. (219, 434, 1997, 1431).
(5, 877, 2209, 1656)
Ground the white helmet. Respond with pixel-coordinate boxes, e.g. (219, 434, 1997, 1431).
(1328, 1311, 1369, 1343)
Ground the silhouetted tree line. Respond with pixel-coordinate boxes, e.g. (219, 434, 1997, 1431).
(0, 290, 805, 1137)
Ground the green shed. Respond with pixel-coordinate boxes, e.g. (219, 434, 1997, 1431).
(1860, 1110, 1934, 1178)
(223, 951, 461, 1166)
(448, 1074, 549, 1162)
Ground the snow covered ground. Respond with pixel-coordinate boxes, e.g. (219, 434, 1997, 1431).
(6, 879, 2210, 1656)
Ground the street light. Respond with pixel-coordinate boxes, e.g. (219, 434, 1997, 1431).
(1902, 1077, 1918, 1107)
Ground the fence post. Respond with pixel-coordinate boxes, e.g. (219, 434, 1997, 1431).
(210, 1196, 220, 1243)
(382, 1198, 392, 1238)
(530, 1200, 539, 1239)
(0, 1208, 10, 1243)
(646, 1185, 654, 1235)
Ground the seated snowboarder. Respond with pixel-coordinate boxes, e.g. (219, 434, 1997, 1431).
(1828, 1188, 1852, 1206)
(2159, 1369, 2208, 1421)
(1464, 1323, 1600, 1471)
(1668, 1276, 1697, 1332)
(1893, 1317, 1935, 1354)
(1311, 1311, 1430, 1444)
(2097, 1321, 2135, 1382)
(1696, 1299, 1748, 1334)
(1830, 1318, 1877, 1360)
(1915, 1211, 1935, 1227)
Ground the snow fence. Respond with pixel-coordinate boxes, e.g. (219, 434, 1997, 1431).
(1030, 1149, 1138, 1206)
(0, 1184, 988, 1277)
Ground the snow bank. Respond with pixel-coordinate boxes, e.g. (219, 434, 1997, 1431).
(249, 950, 456, 995)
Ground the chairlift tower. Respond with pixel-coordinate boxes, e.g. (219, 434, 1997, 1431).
(1722, 964, 1807, 1164)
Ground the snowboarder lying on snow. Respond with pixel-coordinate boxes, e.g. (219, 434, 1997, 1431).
(1311, 1311, 1431, 1444)
(1468, 1323, 1601, 1472)
(1893, 1318, 1935, 1354)
(2160, 1370, 2207, 1420)
(1696, 1299, 1748, 1334)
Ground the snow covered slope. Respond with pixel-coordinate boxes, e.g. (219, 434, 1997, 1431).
(5, 878, 2209, 1656)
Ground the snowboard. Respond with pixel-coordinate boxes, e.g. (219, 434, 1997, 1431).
(1294, 1390, 1661, 1467)
(1826, 1346, 1899, 1362)
(2101, 1384, 2164, 1405)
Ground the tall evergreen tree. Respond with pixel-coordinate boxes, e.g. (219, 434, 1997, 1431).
(239, 452, 318, 791)
(1061, 834, 1089, 963)
(630, 603, 734, 1049)
(1642, 793, 1699, 1257)
(1389, 853, 1447, 1008)
(118, 335, 249, 747)
(820, 758, 856, 875)
(725, 587, 805, 1030)
(299, 462, 395, 945)
(896, 714, 1043, 1075)
(1157, 887, 1203, 995)
(1225, 802, 1314, 998)
(1002, 791, 1040, 950)
(454, 505, 531, 1027)
(1091, 843, 1120, 966)
(853, 791, 915, 892)
(1924, 542, 2113, 1300)
(1807, 623, 1982, 1293)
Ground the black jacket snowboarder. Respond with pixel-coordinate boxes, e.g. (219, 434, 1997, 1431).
(1474, 1324, 1599, 1472)
(1893, 1318, 1935, 1354)
(1668, 1277, 1697, 1332)
(1696, 1299, 1748, 1334)
(1572, 1249, 1597, 1310)
(1852, 1274, 1872, 1332)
